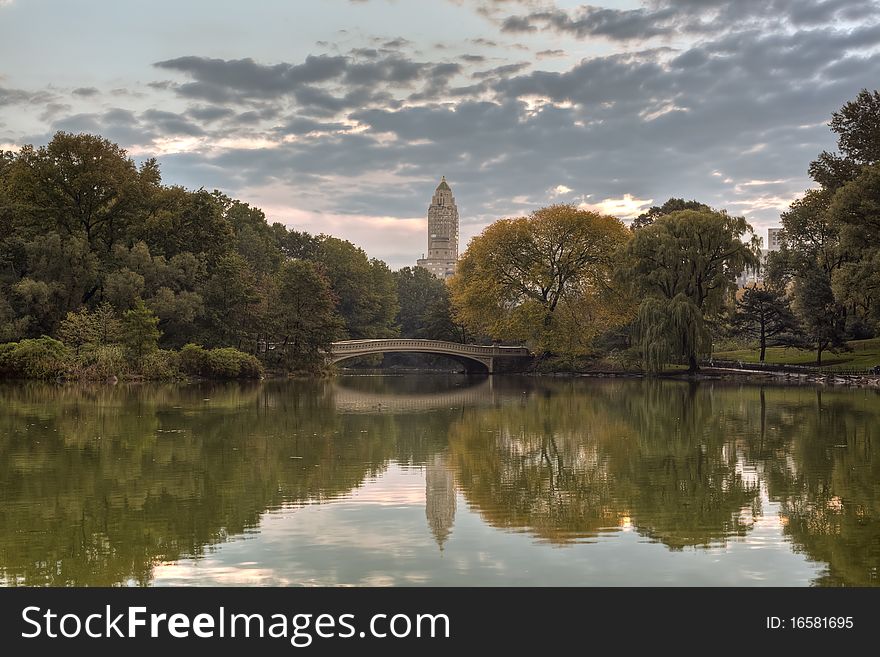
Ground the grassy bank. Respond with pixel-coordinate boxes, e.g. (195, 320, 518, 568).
(713, 337, 880, 372)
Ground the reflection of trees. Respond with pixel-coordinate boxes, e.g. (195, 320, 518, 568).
(448, 380, 760, 548)
(0, 381, 399, 586)
(2, 378, 879, 586)
(746, 387, 880, 586)
(607, 382, 759, 548)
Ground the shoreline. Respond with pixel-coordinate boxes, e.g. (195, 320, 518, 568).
(532, 366, 880, 388)
(3, 366, 880, 389)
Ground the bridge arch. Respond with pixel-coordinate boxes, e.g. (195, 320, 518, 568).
(327, 339, 531, 374)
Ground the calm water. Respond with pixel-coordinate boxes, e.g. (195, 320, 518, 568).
(0, 376, 878, 587)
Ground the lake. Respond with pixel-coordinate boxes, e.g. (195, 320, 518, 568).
(1, 375, 878, 586)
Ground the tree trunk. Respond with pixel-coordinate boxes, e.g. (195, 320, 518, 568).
(687, 352, 699, 373)
(816, 343, 823, 366)
(759, 316, 766, 362)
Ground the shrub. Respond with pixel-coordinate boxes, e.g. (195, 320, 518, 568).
(70, 344, 129, 380)
(0, 342, 16, 377)
(179, 343, 208, 375)
(141, 349, 181, 380)
(178, 343, 263, 379)
(0, 337, 71, 379)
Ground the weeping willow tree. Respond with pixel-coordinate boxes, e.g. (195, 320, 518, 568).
(636, 295, 711, 373)
(622, 209, 760, 373)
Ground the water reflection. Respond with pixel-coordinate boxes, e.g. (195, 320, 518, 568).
(0, 378, 877, 586)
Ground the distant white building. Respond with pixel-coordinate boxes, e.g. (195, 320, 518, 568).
(737, 227, 784, 287)
(767, 227, 784, 252)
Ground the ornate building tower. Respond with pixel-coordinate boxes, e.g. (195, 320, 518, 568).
(416, 177, 459, 279)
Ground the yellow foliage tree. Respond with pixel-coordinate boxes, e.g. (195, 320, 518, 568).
(449, 204, 634, 355)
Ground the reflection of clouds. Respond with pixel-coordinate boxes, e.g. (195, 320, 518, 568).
(150, 462, 822, 587)
(151, 562, 286, 586)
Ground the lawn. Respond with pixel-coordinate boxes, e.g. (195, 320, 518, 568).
(713, 337, 880, 372)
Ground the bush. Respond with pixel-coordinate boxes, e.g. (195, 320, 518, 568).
(0, 337, 71, 379)
(0, 342, 16, 377)
(141, 349, 181, 380)
(70, 344, 129, 380)
(178, 343, 263, 379)
(179, 343, 208, 375)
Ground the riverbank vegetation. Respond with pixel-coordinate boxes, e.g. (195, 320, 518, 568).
(0, 132, 455, 379)
(2, 89, 880, 378)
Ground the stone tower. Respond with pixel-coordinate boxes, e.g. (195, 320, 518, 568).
(416, 177, 459, 279)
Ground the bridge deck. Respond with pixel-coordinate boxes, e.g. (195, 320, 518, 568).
(328, 339, 532, 373)
(331, 339, 530, 357)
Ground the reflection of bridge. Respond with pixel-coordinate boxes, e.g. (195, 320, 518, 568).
(331, 379, 500, 413)
(328, 339, 533, 374)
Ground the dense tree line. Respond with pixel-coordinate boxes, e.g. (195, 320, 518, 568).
(0, 133, 456, 378)
(2, 88, 878, 378)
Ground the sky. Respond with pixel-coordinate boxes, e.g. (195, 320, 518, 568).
(1, 0, 878, 268)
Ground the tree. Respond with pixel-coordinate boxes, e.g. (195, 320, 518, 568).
(58, 302, 122, 354)
(450, 204, 633, 355)
(9, 132, 153, 251)
(630, 198, 711, 231)
(271, 260, 341, 371)
(791, 267, 848, 365)
(58, 308, 98, 355)
(810, 89, 880, 189)
(771, 188, 851, 360)
(622, 209, 760, 372)
(826, 163, 880, 329)
(315, 237, 398, 339)
(393, 267, 447, 338)
(121, 299, 161, 364)
(199, 253, 258, 349)
(731, 286, 801, 362)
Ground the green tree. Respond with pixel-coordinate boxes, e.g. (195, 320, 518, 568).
(622, 209, 760, 372)
(121, 299, 161, 364)
(630, 198, 711, 231)
(9, 132, 154, 251)
(450, 204, 633, 355)
(58, 307, 98, 355)
(316, 237, 398, 339)
(271, 260, 341, 372)
(199, 253, 259, 349)
(827, 163, 880, 328)
(810, 89, 880, 189)
(791, 268, 848, 365)
(393, 266, 445, 338)
(731, 286, 802, 362)
(771, 188, 851, 360)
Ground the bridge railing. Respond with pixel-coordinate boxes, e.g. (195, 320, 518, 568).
(330, 339, 531, 356)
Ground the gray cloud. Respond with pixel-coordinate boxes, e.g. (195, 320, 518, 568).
(0, 86, 54, 106)
(154, 52, 467, 108)
(497, 0, 880, 42)
(7, 0, 879, 267)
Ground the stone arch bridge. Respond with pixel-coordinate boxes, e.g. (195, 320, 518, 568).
(328, 339, 533, 374)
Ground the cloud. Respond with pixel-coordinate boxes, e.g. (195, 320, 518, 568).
(494, 0, 880, 42)
(6, 0, 880, 265)
(579, 194, 654, 219)
(0, 86, 55, 106)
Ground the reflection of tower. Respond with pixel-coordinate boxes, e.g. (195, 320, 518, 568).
(425, 452, 456, 550)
